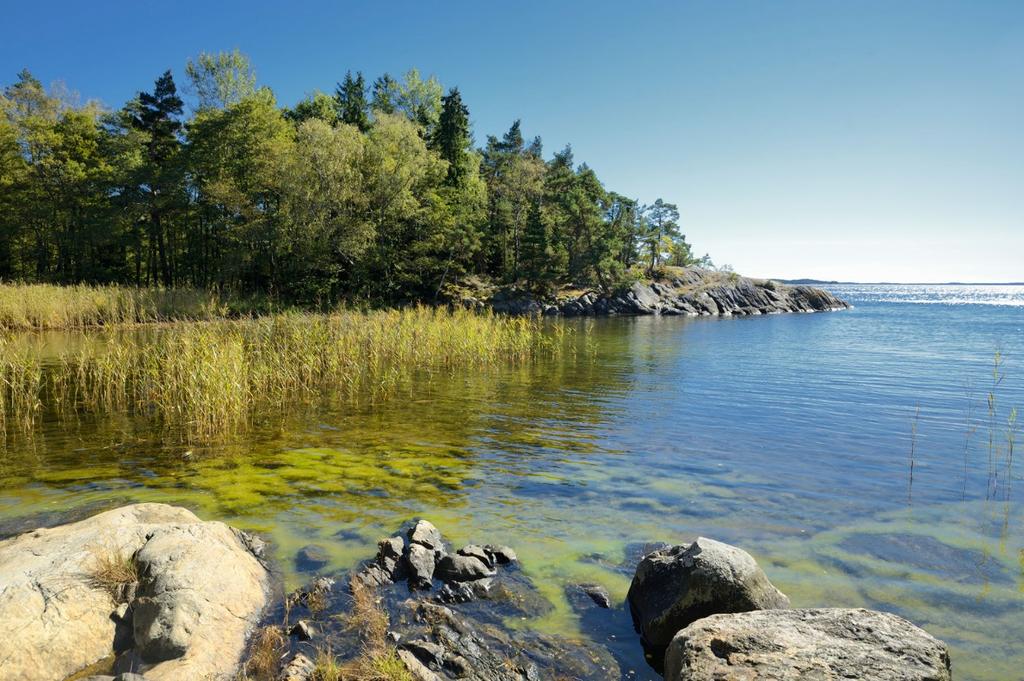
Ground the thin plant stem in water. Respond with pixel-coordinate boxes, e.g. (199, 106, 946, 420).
(962, 378, 977, 501)
(1006, 407, 1017, 502)
(908, 403, 920, 505)
(987, 350, 1005, 500)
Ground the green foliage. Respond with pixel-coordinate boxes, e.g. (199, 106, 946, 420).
(1, 56, 706, 304)
(185, 49, 257, 110)
(334, 71, 370, 132)
(285, 90, 338, 126)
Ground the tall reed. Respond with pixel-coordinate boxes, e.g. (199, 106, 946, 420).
(0, 283, 236, 330)
(3, 306, 565, 443)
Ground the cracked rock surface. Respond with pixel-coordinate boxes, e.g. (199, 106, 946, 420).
(0, 503, 269, 681)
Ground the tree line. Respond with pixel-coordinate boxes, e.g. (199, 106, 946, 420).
(0, 50, 712, 304)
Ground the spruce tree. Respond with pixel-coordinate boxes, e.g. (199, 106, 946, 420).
(433, 88, 471, 186)
(371, 73, 398, 114)
(334, 71, 370, 131)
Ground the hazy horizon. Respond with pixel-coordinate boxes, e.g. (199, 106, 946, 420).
(2, 0, 1021, 283)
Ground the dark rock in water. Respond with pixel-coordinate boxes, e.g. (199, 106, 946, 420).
(289, 619, 316, 641)
(295, 544, 329, 571)
(275, 520, 616, 680)
(407, 543, 439, 589)
(287, 576, 335, 612)
(378, 535, 406, 577)
(437, 577, 493, 604)
(398, 599, 620, 681)
(483, 544, 517, 565)
(664, 608, 952, 681)
(409, 519, 446, 552)
(402, 639, 447, 669)
(435, 554, 496, 582)
(578, 583, 612, 609)
(355, 535, 408, 587)
(627, 536, 789, 648)
(458, 544, 494, 568)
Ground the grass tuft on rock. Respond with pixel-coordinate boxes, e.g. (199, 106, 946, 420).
(86, 548, 139, 603)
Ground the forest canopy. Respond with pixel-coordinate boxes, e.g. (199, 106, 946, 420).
(0, 51, 712, 304)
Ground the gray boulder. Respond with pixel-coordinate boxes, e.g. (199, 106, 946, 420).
(408, 519, 445, 552)
(435, 553, 495, 582)
(130, 522, 270, 679)
(0, 504, 269, 681)
(406, 543, 438, 589)
(664, 608, 952, 681)
(627, 537, 789, 648)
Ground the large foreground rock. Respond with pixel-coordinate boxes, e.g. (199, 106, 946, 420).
(627, 537, 789, 648)
(0, 503, 269, 681)
(664, 608, 952, 680)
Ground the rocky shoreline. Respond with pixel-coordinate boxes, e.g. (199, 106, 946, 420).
(458, 268, 850, 317)
(0, 505, 951, 681)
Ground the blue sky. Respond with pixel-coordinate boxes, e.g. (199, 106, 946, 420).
(2, 1, 1021, 282)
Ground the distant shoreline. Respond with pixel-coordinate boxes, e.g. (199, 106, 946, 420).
(778, 279, 1024, 286)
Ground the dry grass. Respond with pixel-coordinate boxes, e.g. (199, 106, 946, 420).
(243, 626, 287, 680)
(309, 579, 412, 681)
(1, 306, 566, 442)
(86, 548, 139, 603)
(0, 283, 236, 330)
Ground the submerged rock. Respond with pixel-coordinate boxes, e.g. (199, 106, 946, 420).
(397, 599, 620, 680)
(294, 544, 329, 571)
(0, 503, 269, 681)
(664, 608, 952, 681)
(578, 583, 612, 609)
(627, 537, 789, 648)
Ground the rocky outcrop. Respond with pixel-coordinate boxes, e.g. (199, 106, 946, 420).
(664, 608, 952, 680)
(627, 537, 790, 648)
(0, 503, 269, 681)
(482, 268, 849, 317)
(279, 520, 616, 681)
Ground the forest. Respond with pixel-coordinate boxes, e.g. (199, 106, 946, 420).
(0, 50, 711, 305)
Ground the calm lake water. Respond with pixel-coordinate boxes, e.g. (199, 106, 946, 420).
(2, 284, 1023, 680)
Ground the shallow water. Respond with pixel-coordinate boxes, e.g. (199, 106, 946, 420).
(2, 285, 1023, 680)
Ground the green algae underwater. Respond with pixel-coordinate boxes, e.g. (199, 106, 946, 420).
(2, 300, 1024, 680)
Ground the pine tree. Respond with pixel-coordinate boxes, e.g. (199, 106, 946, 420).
(642, 199, 681, 273)
(433, 88, 471, 186)
(334, 71, 370, 131)
(129, 70, 184, 286)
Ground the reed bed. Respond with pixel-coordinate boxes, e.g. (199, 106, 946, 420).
(1, 307, 565, 443)
(0, 283, 234, 330)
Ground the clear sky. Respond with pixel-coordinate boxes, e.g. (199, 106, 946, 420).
(2, 1, 1021, 282)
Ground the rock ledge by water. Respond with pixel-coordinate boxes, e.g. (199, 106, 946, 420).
(460, 267, 849, 317)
